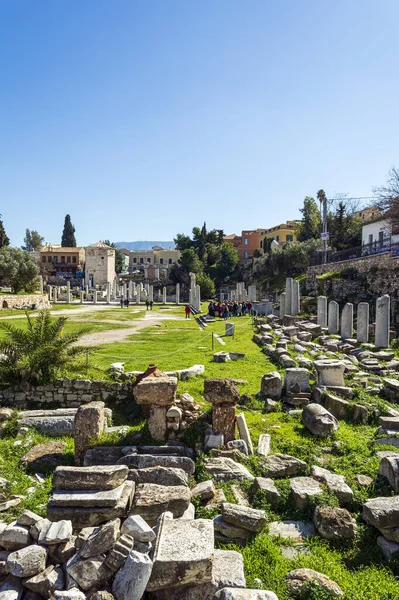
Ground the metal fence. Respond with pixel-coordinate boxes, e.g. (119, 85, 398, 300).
(309, 237, 399, 266)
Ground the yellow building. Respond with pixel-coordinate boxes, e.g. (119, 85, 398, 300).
(258, 220, 300, 249)
(40, 245, 85, 277)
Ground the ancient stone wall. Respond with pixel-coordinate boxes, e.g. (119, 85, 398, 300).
(0, 378, 133, 409)
(306, 254, 399, 304)
(0, 294, 49, 310)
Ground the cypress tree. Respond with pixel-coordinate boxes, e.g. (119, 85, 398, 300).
(0, 215, 10, 248)
(61, 214, 77, 247)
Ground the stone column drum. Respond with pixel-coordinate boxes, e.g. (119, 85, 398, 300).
(314, 360, 345, 387)
(133, 376, 178, 441)
(204, 378, 240, 443)
(74, 401, 105, 466)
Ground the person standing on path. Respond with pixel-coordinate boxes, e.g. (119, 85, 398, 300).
(185, 305, 191, 319)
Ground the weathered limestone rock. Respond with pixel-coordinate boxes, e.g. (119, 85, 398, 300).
(262, 454, 306, 478)
(377, 536, 399, 560)
(119, 455, 195, 475)
(285, 368, 310, 393)
(104, 534, 134, 572)
(47, 481, 135, 528)
(133, 377, 177, 406)
(23, 565, 64, 597)
(213, 516, 252, 541)
(212, 404, 236, 444)
(311, 465, 353, 505)
(204, 458, 254, 483)
(16, 511, 42, 527)
(152, 549, 245, 600)
(46, 537, 76, 564)
(375, 294, 390, 349)
(221, 503, 266, 533)
(257, 434, 271, 457)
(204, 379, 240, 404)
(302, 404, 339, 437)
(130, 484, 191, 522)
(253, 478, 280, 508)
(191, 480, 216, 502)
(328, 301, 340, 335)
(66, 555, 113, 591)
(80, 519, 121, 558)
(112, 550, 153, 600)
(121, 515, 155, 542)
(313, 506, 356, 540)
(0, 522, 31, 550)
(74, 402, 105, 466)
(260, 372, 282, 399)
(20, 442, 67, 472)
(38, 520, 72, 544)
(317, 296, 328, 328)
(215, 589, 278, 600)
(0, 575, 22, 600)
(147, 518, 214, 591)
(357, 302, 370, 343)
(363, 496, 399, 529)
(341, 303, 353, 340)
(127, 467, 188, 487)
(379, 455, 399, 493)
(53, 591, 85, 600)
(227, 440, 249, 456)
(6, 545, 47, 578)
(268, 521, 315, 542)
(290, 477, 323, 510)
(53, 465, 129, 490)
(286, 568, 343, 597)
(236, 413, 254, 455)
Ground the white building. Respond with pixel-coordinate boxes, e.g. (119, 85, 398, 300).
(362, 217, 399, 247)
(85, 242, 115, 287)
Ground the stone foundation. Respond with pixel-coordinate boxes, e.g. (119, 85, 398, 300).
(0, 294, 49, 310)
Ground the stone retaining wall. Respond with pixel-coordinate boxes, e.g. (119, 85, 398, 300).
(306, 253, 399, 304)
(0, 378, 133, 409)
(0, 294, 49, 310)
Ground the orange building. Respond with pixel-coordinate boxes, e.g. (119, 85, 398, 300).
(224, 230, 260, 260)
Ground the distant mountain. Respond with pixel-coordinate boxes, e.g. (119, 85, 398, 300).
(115, 241, 175, 251)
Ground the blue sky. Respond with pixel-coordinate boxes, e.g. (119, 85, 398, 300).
(1, 0, 398, 246)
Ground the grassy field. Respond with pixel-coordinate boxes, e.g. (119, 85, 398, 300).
(1, 303, 399, 598)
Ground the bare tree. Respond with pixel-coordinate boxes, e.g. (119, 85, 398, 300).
(374, 166, 399, 231)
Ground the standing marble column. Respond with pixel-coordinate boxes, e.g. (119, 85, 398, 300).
(80, 290, 84, 304)
(67, 281, 71, 304)
(93, 290, 98, 304)
(285, 278, 293, 316)
(175, 283, 180, 305)
(39, 275, 44, 295)
(48, 285, 53, 301)
(280, 292, 286, 318)
(341, 303, 353, 339)
(106, 284, 111, 305)
(357, 302, 370, 343)
(128, 281, 133, 299)
(317, 296, 328, 327)
(292, 280, 300, 315)
(375, 294, 390, 348)
(149, 286, 154, 303)
(113, 279, 117, 299)
(162, 287, 167, 304)
(136, 288, 141, 304)
(53, 287, 58, 303)
(328, 301, 339, 334)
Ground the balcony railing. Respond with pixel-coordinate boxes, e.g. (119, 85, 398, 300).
(310, 237, 399, 266)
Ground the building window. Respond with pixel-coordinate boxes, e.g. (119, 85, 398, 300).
(61, 256, 65, 264)
(159, 258, 164, 264)
(286, 234, 293, 242)
(260, 240, 263, 248)
(244, 238, 248, 245)
(276, 235, 280, 242)
(133, 258, 137, 263)
(42, 256, 46, 263)
(67, 256, 71, 263)
(53, 256, 58, 264)
(168, 258, 173, 264)
(140, 258, 144, 264)
(48, 256, 52, 263)
(368, 234, 373, 245)
(72, 257, 76, 263)
(147, 258, 151, 263)
(244, 251, 248, 259)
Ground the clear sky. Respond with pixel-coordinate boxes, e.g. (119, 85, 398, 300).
(1, 0, 398, 247)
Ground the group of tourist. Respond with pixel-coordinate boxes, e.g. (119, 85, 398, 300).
(208, 300, 253, 320)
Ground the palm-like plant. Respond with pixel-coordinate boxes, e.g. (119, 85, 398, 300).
(0, 310, 86, 385)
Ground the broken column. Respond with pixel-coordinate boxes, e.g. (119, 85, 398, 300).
(74, 401, 106, 466)
(280, 292, 286, 318)
(314, 360, 345, 387)
(328, 301, 339, 334)
(317, 296, 327, 327)
(204, 379, 240, 444)
(285, 278, 293, 316)
(375, 294, 390, 349)
(341, 303, 353, 340)
(133, 374, 178, 441)
(357, 302, 369, 343)
(292, 280, 300, 315)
